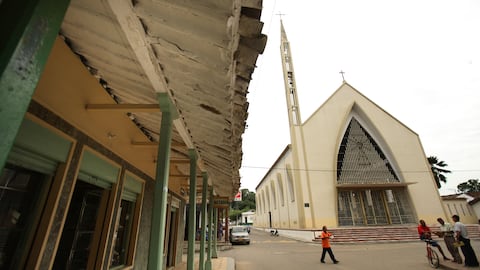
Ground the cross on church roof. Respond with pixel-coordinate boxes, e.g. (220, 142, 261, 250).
(339, 70, 346, 82)
(276, 12, 286, 20)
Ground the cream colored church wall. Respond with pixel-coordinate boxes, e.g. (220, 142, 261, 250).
(297, 84, 445, 227)
(295, 89, 349, 228)
(443, 199, 478, 224)
(255, 150, 302, 229)
(472, 203, 480, 224)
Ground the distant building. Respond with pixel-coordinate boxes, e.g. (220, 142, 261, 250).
(241, 210, 255, 225)
(442, 192, 480, 224)
(255, 21, 446, 229)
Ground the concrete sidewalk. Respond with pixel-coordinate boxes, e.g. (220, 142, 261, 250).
(172, 257, 234, 270)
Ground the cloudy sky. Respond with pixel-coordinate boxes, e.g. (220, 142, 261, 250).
(239, 0, 480, 195)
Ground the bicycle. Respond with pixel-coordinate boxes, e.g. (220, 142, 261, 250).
(425, 239, 440, 268)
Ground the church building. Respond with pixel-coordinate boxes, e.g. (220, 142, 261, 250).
(254, 21, 446, 229)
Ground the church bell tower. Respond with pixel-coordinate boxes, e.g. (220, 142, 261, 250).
(280, 20, 302, 127)
(279, 20, 314, 228)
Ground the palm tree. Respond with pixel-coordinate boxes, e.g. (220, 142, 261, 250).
(427, 156, 452, 188)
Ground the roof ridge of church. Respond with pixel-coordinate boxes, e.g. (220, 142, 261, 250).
(301, 83, 419, 138)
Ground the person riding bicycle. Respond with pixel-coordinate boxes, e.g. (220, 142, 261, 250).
(417, 219, 451, 261)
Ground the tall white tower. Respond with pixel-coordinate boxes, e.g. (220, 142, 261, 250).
(279, 20, 314, 228)
(280, 20, 302, 127)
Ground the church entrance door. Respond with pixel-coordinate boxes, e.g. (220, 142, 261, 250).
(338, 189, 415, 226)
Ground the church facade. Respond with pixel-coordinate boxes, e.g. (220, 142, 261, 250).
(254, 22, 446, 229)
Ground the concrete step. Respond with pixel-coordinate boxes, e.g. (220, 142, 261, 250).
(311, 225, 480, 243)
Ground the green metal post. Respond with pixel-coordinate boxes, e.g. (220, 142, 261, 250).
(212, 208, 218, 258)
(205, 188, 214, 270)
(148, 93, 177, 270)
(198, 173, 208, 270)
(186, 149, 197, 270)
(0, 0, 71, 172)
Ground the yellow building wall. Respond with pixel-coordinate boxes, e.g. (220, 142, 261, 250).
(443, 199, 478, 224)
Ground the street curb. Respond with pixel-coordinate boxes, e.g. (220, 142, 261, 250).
(225, 257, 235, 270)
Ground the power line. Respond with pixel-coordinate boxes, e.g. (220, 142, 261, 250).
(240, 165, 480, 174)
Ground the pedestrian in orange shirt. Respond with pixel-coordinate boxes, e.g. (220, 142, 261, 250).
(319, 225, 339, 264)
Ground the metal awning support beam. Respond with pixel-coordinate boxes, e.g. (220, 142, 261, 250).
(205, 187, 214, 270)
(212, 208, 218, 258)
(198, 172, 208, 270)
(186, 149, 198, 270)
(147, 92, 176, 270)
(0, 0, 70, 171)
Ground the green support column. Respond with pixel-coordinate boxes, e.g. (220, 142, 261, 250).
(212, 208, 218, 258)
(0, 0, 71, 171)
(198, 173, 208, 270)
(205, 188, 214, 270)
(148, 93, 178, 270)
(186, 150, 197, 270)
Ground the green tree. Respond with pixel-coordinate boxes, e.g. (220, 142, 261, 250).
(457, 179, 480, 193)
(229, 209, 243, 224)
(427, 156, 452, 188)
(239, 189, 256, 210)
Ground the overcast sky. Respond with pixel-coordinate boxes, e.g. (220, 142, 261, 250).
(239, 0, 480, 195)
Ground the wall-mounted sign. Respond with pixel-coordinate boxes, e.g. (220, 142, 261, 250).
(214, 196, 230, 208)
(234, 191, 242, 202)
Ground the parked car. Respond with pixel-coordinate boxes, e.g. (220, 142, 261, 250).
(229, 226, 250, 245)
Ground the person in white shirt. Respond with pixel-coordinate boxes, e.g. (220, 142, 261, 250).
(436, 217, 462, 264)
(452, 214, 479, 267)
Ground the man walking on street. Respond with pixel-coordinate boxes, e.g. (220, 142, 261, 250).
(436, 217, 462, 264)
(317, 225, 339, 264)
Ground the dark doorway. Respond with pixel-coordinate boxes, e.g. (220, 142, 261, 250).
(268, 211, 272, 228)
(166, 207, 178, 267)
(0, 164, 51, 269)
(53, 180, 110, 269)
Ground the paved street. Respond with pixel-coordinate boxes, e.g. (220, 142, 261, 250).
(219, 228, 480, 270)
